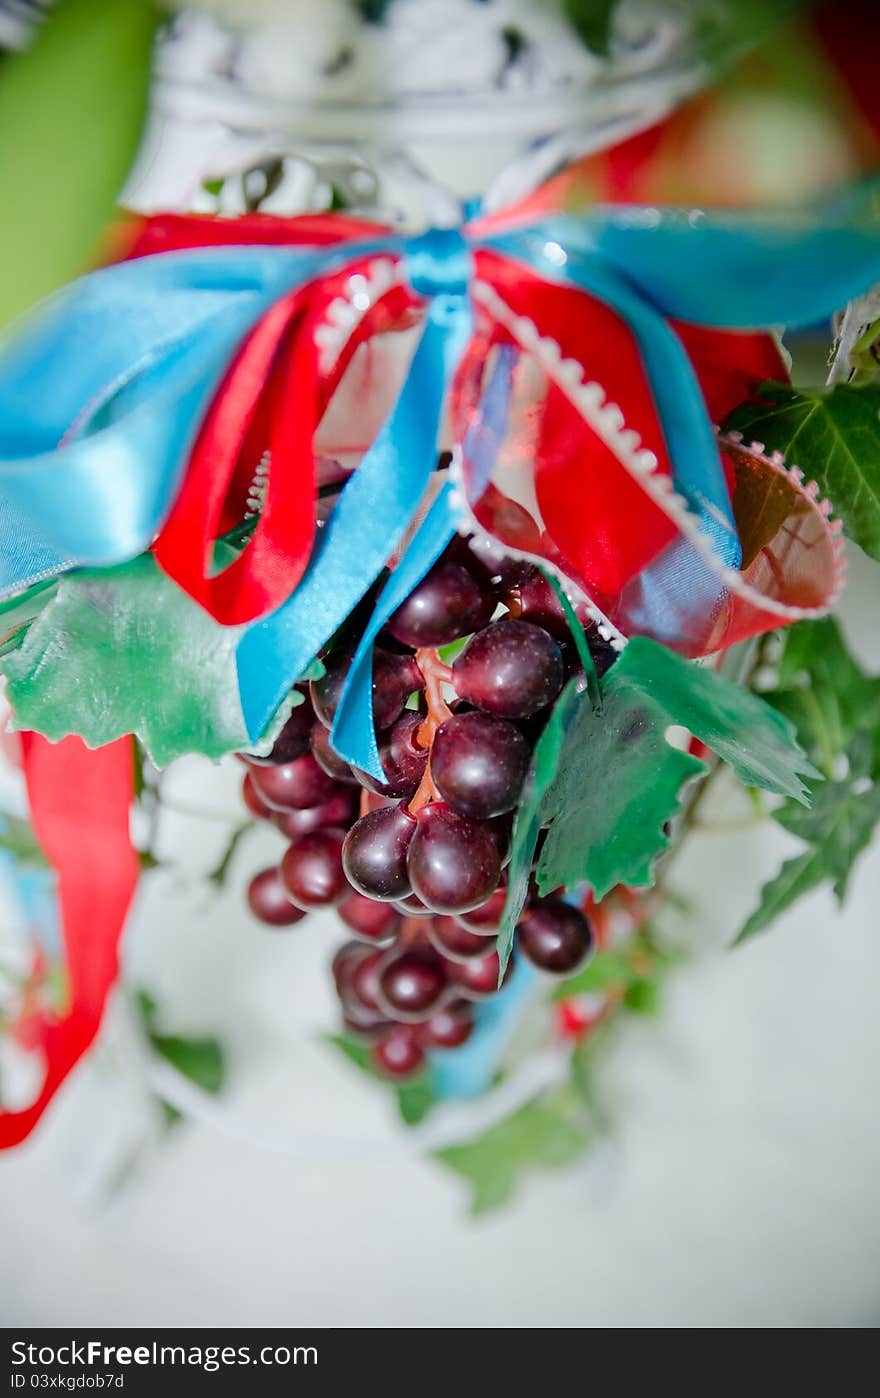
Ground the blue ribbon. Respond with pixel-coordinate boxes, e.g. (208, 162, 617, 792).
(236, 229, 473, 744)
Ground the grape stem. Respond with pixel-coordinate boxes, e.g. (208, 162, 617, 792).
(407, 647, 453, 814)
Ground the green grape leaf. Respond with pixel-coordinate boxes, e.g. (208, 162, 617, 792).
(725, 382, 880, 561)
(433, 1083, 592, 1216)
(496, 638, 816, 974)
(738, 774, 880, 944)
(0, 0, 159, 328)
(0, 552, 287, 767)
(761, 617, 880, 780)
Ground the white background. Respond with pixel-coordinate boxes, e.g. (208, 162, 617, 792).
(0, 545, 878, 1329)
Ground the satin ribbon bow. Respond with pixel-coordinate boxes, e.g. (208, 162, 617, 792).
(2, 182, 880, 780)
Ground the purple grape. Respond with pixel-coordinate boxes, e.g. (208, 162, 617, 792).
(241, 772, 273, 821)
(377, 947, 448, 1022)
(386, 558, 494, 648)
(310, 721, 358, 784)
(311, 644, 423, 732)
(406, 802, 501, 915)
(453, 619, 563, 718)
(351, 949, 385, 1013)
(430, 711, 530, 819)
(240, 689, 313, 765)
(371, 1024, 425, 1079)
(338, 893, 402, 946)
(246, 867, 307, 927)
(415, 1001, 474, 1050)
(428, 916, 492, 963)
(342, 804, 416, 901)
(280, 828, 349, 909)
(251, 753, 340, 811)
(355, 710, 428, 800)
(273, 788, 359, 839)
(516, 899, 595, 976)
(457, 882, 509, 934)
(445, 948, 510, 1001)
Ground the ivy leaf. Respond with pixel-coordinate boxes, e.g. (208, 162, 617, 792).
(0, 0, 159, 328)
(433, 1083, 591, 1216)
(737, 776, 880, 943)
(496, 638, 816, 972)
(725, 382, 880, 561)
(761, 617, 880, 780)
(0, 552, 299, 767)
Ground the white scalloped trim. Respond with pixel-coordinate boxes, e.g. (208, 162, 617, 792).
(313, 257, 400, 373)
(471, 279, 846, 629)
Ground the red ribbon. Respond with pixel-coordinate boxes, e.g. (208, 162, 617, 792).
(0, 735, 138, 1148)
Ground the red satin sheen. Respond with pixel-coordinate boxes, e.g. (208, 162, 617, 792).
(0, 735, 138, 1149)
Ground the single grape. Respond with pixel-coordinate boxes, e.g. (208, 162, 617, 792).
(457, 882, 508, 934)
(428, 916, 492, 962)
(453, 619, 564, 718)
(342, 804, 416, 901)
(311, 644, 423, 731)
(246, 867, 307, 927)
(371, 1024, 425, 1080)
(445, 948, 510, 1001)
(355, 710, 428, 799)
(251, 753, 340, 811)
(386, 558, 493, 648)
(407, 802, 501, 914)
(331, 941, 363, 997)
(240, 689, 314, 765)
(377, 947, 448, 1022)
(332, 944, 386, 1030)
(351, 949, 385, 1014)
(430, 711, 529, 819)
(416, 1001, 474, 1050)
(516, 899, 595, 975)
(310, 721, 357, 784)
(273, 788, 359, 839)
(280, 827, 348, 909)
(241, 772, 273, 821)
(338, 893, 402, 946)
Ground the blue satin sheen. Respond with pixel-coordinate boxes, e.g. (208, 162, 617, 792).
(330, 482, 458, 779)
(235, 244, 474, 743)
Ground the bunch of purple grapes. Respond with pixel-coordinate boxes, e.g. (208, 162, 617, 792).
(242, 538, 607, 1079)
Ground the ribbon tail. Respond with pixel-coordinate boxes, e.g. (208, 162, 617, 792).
(235, 294, 473, 745)
(331, 482, 460, 779)
(0, 735, 138, 1148)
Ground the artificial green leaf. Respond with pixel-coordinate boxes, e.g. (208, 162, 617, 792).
(726, 382, 880, 561)
(536, 638, 815, 900)
(761, 617, 880, 780)
(495, 678, 583, 972)
(0, 0, 159, 327)
(496, 638, 815, 971)
(0, 552, 299, 767)
(151, 1033, 225, 1096)
(738, 775, 880, 943)
(434, 1083, 591, 1216)
(0, 814, 48, 868)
